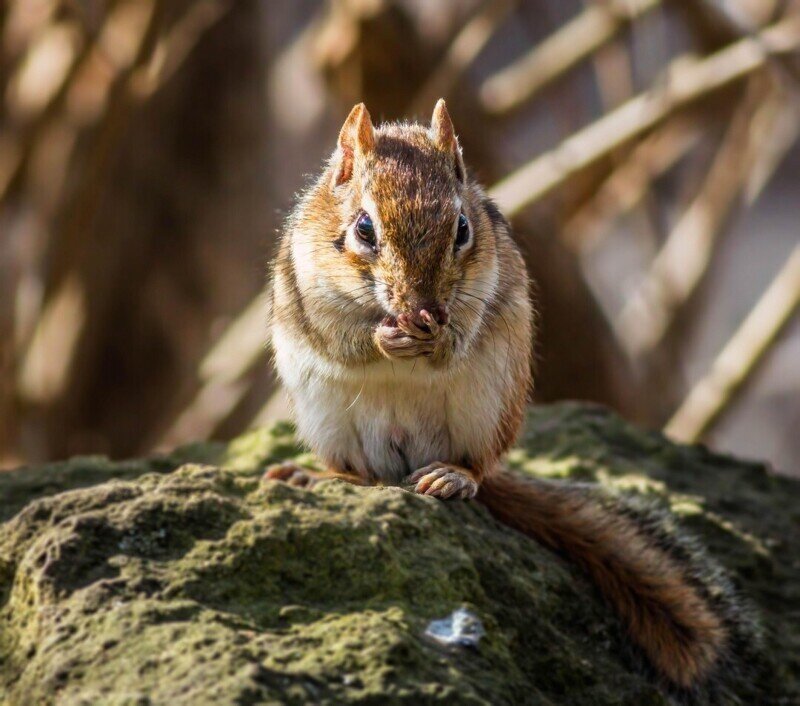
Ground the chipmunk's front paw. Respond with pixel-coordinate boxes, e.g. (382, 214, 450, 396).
(375, 324, 436, 359)
(263, 462, 321, 488)
(407, 463, 478, 500)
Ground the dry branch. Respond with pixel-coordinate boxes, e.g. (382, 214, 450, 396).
(480, 0, 661, 114)
(130, 0, 231, 99)
(665, 244, 800, 442)
(614, 84, 761, 356)
(586, 9, 635, 111)
(16, 0, 232, 408)
(15, 0, 165, 407)
(488, 15, 800, 219)
(407, 0, 515, 116)
(0, 17, 89, 201)
(680, 0, 800, 87)
(615, 81, 798, 357)
(562, 117, 702, 252)
(159, 295, 267, 446)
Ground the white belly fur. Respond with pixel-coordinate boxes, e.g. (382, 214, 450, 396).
(272, 323, 508, 484)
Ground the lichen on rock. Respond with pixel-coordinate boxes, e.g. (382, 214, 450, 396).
(0, 403, 798, 705)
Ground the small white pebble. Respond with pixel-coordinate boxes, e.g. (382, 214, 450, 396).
(425, 607, 485, 648)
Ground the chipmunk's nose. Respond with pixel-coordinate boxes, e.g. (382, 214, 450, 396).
(409, 302, 449, 331)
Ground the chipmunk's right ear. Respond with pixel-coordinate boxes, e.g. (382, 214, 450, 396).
(431, 99, 466, 184)
(333, 103, 375, 187)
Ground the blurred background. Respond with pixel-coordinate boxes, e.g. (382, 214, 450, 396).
(0, 0, 798, 474)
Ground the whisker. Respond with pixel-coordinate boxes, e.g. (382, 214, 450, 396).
(345, 363, 368, 411)
(455, 289, 513, 385)
(451, 298, 500, 373)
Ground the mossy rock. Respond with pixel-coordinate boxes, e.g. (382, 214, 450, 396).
(0, 403, 797, 705)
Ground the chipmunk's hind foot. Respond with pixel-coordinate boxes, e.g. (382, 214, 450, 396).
(263, 462, 321, 488)
(407, 463, 478, 500)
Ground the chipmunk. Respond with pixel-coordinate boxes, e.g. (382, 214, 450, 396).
(265, 100, 755, 692)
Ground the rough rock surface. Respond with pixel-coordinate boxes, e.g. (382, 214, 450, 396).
(0, 403, 798, 705)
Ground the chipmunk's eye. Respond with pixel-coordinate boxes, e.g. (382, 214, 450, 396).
(455, 212, 470, 249)
(355, 212, 376, 247)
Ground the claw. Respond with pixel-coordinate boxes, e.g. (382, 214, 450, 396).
(428, 480, 460, 499)
(406, 463, 478, 501)
(413, 468, 448, 494)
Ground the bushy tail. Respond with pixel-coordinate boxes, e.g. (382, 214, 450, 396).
(477, 470, 729, 689)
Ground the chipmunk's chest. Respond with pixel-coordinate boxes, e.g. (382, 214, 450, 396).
(297, 362, 453, 483)
(347, 374, 453, 482)
(274, 332, 503, 484)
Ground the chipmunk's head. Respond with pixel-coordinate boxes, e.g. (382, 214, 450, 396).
(309, 99, 498, 339)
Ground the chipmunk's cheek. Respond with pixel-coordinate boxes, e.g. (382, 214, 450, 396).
(370, 274, 394, 312)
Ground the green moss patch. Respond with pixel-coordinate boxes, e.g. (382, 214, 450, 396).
(1, 403, 797, 704)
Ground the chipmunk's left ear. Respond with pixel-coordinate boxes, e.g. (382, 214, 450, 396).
(431, 98, 465, 183)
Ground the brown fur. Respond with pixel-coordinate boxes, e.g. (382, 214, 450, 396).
(478, 472, 728, 688)
(267, 101, 732, 690)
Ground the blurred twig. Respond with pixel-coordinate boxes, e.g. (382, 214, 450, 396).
(562, 117, 703, 252)
(17, 0, 232, 406)
(17, 0, 165, 405)
(585, 0, 638, 112)
(159, 295, 268, 446)
(131, 0, 232, 99)
(665, 244, 800, 442)
(407, 0, 515, 116)
(615, 80, 799, 356)
(480, 0, 661, 114)
(577, 1, 666, 253)
(489, 14, 800, 219)
(680, 0, 800, 87)
(0, 13, 93, 201)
